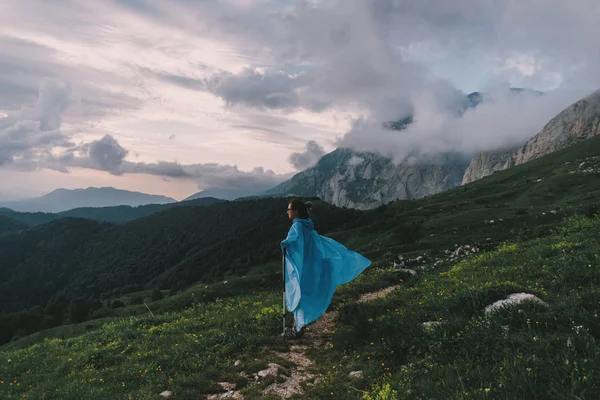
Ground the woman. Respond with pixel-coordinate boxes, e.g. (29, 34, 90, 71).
(281, 199, 371, 339)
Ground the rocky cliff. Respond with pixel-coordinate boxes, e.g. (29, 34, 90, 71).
(265, 149, 470, 210)
(463, 89, 600, 184)
(266, 88, 557, 210)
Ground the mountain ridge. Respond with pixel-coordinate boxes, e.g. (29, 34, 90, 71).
(266, 148, 471, 209)
(463, 88, 600, 184)
(184, 187, 264, 201)
(264, 88, 546, 209)
(0, 196, 226, 225)
(0, 186, 177, 213)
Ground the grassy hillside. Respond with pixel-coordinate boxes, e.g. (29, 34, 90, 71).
(2, 136, 600, 398)
(1, 214, 599, 399)
(307, 214, 600, 399)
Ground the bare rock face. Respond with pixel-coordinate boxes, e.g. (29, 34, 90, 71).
(266, 149, 470, 210)
(461, 147, 518, 184)
(463, 89, 600, 184)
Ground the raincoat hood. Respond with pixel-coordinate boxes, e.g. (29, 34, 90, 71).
(293, 218, 314, 231)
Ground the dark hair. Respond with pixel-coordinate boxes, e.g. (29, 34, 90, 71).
(289, 199, 312, 219)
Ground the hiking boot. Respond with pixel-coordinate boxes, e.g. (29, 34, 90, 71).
(284, 327, 305, 340)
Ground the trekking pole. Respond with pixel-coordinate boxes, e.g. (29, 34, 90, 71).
(282, 247, 286, 340)
(282, 247, 287, 340)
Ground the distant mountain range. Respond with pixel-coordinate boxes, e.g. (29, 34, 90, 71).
(184, 187, 265, 202)
(0, 187, 177, 213)
(0, 196, 226, 227)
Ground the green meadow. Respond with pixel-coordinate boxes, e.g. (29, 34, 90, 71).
(3, 137, 600, 399)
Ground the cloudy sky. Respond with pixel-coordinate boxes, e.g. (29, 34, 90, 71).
(0, 0, 599, 201)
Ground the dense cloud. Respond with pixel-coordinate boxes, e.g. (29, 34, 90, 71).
(59, 134, 130, 175)
(192, 0, 600, 159)
(203, 67, 331, 112)
(54, 135, 289, 191)
(1, 0, 600, 198)
(288, 140, 326, 170)
(0, 78, 73, 166)
(338, 86, 590, 161)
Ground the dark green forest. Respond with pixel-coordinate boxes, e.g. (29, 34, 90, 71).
(0, 197, 375, 344)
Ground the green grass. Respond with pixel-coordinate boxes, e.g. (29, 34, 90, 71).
(0, 293, 283, 399)
(302, 215, 600, 399)
(4, 137, 600, 398)
(6, 215, 600, 399)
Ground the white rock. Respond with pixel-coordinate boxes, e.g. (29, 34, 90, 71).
(234, 360, 242, 367)
(159, 391, 172, 398)
(257, 368, 278, 379)
(349, 371, 364, 378)
(218, 382, 236, 391)
(394, 268, 417, 276)
(484, 293, 549, 315)
(268, 362, 283, 369)
(257, 363, 283, 379)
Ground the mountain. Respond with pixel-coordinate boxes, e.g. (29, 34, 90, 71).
(265, 88, 541, 210)
(184, 187, 267, 201)
(57, 197, 226, 223)
(265, 149, 470, 209)
(0, 197, 226, 226)
(463, 88, 600, 184)
(0, 187, 177, 213)
(0, 215, 28, 234)
(0, 188, 45, 203)
(0, 193, 26, 203)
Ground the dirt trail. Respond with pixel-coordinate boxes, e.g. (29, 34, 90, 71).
(262, 285, 401, 398)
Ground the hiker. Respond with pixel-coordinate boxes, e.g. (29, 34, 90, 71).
(281, 199, 372, 339)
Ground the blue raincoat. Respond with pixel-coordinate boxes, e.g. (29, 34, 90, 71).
(281, 218, 371, 330)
